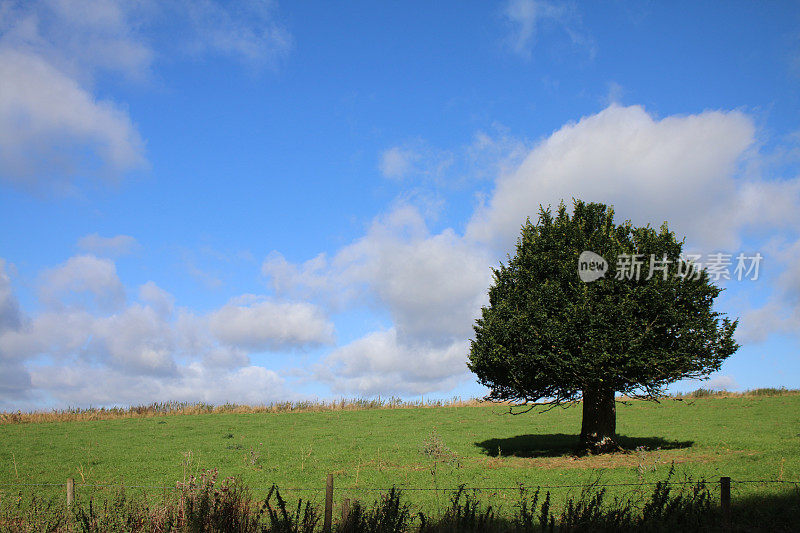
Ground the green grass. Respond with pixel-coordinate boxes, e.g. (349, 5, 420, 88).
(1, 395, 799, 516)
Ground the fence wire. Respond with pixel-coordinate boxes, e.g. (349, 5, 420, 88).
(1, 479, 798, 492)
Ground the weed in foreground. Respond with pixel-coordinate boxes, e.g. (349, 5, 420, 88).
(263, 484, 319, 533)
(1, 471, 798, 532)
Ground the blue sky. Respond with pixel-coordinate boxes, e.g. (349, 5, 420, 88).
(1, 0, 799, 409)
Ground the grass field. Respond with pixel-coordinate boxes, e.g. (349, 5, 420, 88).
(1, 393, 799, 518)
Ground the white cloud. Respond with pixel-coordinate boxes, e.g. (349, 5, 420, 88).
(208, 296, 334, 351)
(461, 105, 799, 348)
(380, 146, 415, 179)
(2, 290, 328, 379)
(0, 0, 154, 82)
(503, 0, 557, 57)
(267, 105, 800, 396)
(317, 329, 470, 396)
(262, 251, 331, 299)
(502, 0, 592, 60)
(138, 281, 175, 318)
(264, 204, 490, 395)
(87, 304, 177, 376)
(773, 239, 800, 305)
(201, 346, 250, 369)
(264, 204, 491, 343)
(361, 218, 489, 341)
(737, 301, 798, 344)
(605, 81, 625, 105)
(166, 364, 288, 405)
(733, 178, 800, 231)
(179, 0, 293, 67)
(737, 238, 800, 343)
(0, 0, 292, 78)
(379, 128, 527, 187)
(0, 1, 149, 188)
(39, 254, 126, 312)
(0, 255, 323, 408)
(457, 104, 800, 351)
(466, 104, 785, 251)
(0, 49, 146, 189)
(705, 374, 739, 391)
(0, 304, 179, 377)
(30, 362, 289, 408)
(0, 0, 293, 191)
(6, 102, 800, 406)
(466, 126, 530, 182)
(0, 260, 31, 400)
(77, 233, 141, 257)
(0, 259, 21, 333)
(0, 360, 32, 400)
(0, 308, 94, 363)
(378, 142, 454, 182)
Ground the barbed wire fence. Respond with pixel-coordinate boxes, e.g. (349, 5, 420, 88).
(2, 479, 799, 496)
(2, 475, 799, 532)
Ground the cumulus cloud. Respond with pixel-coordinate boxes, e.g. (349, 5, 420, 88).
(264, 204, 490, 395)
(0, 0, 154, 82)
(317, 329, 470, 396)
(268, 104, 800, 396)
(463, 105, 800, 347)
(0, 260, 31, 401)
(704, 374, 739, 391)
(0, 359, 32, 399)
(208, 296, 334, 351)
(264, 204, 491, 343)
(0, 303, 180, 378)
(0, 0, 292, 79)
(30, 362, 289, 408)
(737, 301, 797, 344)
(6, 103, 799, 406)
(0, 259, 21, 333)
(466, 105, 795, 251)
(737, 237, 800, 343)
(0, 308, 95, 363)
(77, 233, 141, 257)
(138, 281, 175, 318)
(0, 0, 293, 191)
(201, 346, 250, 369)
(39, 255, 126, 312)
(0, 49, 146, 189)
(0, 292, 310, 408)
(87, 304, 177, 375)
(733, 178, 800, 232)
(0, 1, 150, 188)
(0, 253, 322, 408)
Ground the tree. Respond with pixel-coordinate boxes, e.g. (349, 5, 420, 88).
(468, 200, 739, 454)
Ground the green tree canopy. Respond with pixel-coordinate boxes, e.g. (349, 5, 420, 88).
(468, 200, 739, 454)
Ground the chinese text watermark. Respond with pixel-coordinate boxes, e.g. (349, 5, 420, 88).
(578, 252, 763, 283)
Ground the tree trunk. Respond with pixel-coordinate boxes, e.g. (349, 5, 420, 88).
(578, 386, 620, 454)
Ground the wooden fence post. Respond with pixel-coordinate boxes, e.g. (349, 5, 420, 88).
(720, 476, 731, 527)
(323, 473, 333, 533)
(341, 497, 351, 523)
(66, 478, 74, 507)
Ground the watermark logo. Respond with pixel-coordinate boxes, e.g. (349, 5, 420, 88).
(577, 251, 763, 283)
(578, 251, 608, 282)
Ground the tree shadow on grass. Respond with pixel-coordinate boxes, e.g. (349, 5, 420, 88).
(475, 433, 694, 458)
